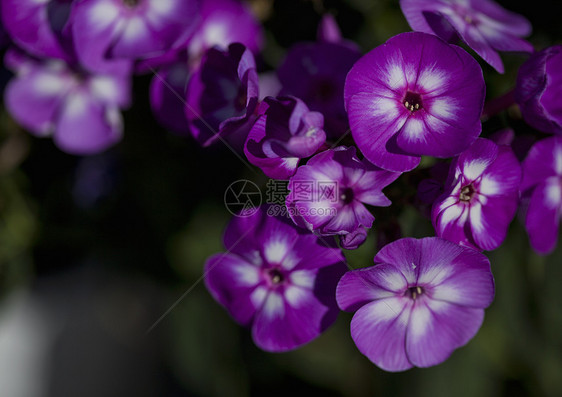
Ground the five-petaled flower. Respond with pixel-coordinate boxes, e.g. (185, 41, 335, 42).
(287, 146, 400, 248)
(432, 138, 521, 251)
(204, 206, 347, 352)
(336, 237, 495, 371)
(344, 32, 485, 172)
(4, 49, 131, 155)
(69, 0, 200, 71)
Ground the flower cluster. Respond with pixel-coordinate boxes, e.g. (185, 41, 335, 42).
(2, 0, 559, 374)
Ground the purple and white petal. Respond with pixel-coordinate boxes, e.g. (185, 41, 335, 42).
(188, 0, 263, 58)
(54, 91, 123, 155)
(336, 264, 408, 312)
(406, 299, 485, 367)
(4, 60, 74, 136)
(350, 297, 413, 372)
(204, 253, 263, 326)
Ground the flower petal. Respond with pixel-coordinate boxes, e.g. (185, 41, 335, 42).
(54, 91, 123, 155)
(336, 264, 408, 312)
(347, 92, 417, 172)
(4, 63, 73, 136)
(521, 137, 562, 193)
(427, 245, 495, 308)
(432, 201, 472, 248)
(350, 297, 413, 372)
(458, 138, 499, 181)
(374, 237, 421, 284)
(204, 253, 264, 326)
(525, 178, 562, 254)
(252, 272, 342, 352)
(406, 299, 485, 367)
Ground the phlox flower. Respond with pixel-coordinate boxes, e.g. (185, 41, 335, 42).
(344, 32, 485, 172)
(69, 0, 200, 71)
(336, 237, 495, 371)
(4, 50, 131, 155)
(431, 138, 521, 251)
(205, 206, 347, 352)
(400, 0, 533, 73)
(287, 146, 400, 248)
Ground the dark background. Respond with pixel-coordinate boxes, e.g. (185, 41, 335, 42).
(1, 0, 561, 396)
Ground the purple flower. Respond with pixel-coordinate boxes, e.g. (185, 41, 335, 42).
(400, 0, 533, 73)
(287, 146, 400, 241)
(4, 50, 131, 155)
(520, 137, 562, 254)
(344, 32, 485, 172)
(188, 0, 263, 60)
(147, 0, 263, 134)
(0, 0, 73, 60)
(185, 43, 259, 149)
(278, 41, 361, 139)
(515, 45, 562, 135)
(69, 0, 200, 70)
(204, 206, 347, 352)
(244, 96, 326, 179)
(432, 138, 521, 251)
(336, 237, 495, 372)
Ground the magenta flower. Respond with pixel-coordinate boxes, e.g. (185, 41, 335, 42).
(336, 237, 495, 372)
(185, 43, 259, 149)
(520, 137, 562, 254)
(204, 206, 347, 352)
(287, 146, 400, 245)
(1, 0, 73, 60)
(516, 45, 562, 135)
(4, 50, 131, 155)
(69, 0, 200, 70)
(400, 0, 533, 73)
(244, 96, 326, 179)
(344, 32, 485, 172)
(432, 138, 521, 251)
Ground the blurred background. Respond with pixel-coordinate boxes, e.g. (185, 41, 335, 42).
(1, 0, 562, 396)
